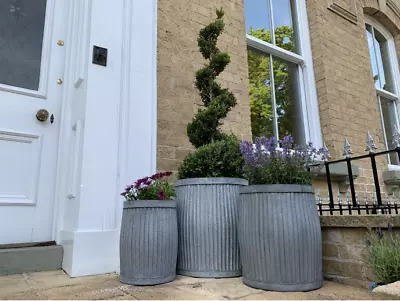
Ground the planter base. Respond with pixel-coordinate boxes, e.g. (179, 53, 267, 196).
(120, 274, 176, 286)
(177, 269, 241, 278)
(243, 277, 323, 292)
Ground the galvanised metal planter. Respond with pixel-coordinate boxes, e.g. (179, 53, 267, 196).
(119, 200, 178, 285)
(239, 184, 323, 292)
(175, 178, 248, 278)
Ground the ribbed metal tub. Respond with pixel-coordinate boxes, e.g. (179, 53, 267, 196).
(175, 178, 248, 278)
(239, 185, 323, 292)
(119, 200, 178, 285)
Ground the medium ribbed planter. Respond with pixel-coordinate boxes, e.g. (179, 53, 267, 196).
(119, 200, 178, 285)
(239, 185, 323, 292)
(175, 178, 248, 278)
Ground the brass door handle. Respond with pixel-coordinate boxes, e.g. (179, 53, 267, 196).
(36, 109, 54, 124)
(36, 109, 49, 122)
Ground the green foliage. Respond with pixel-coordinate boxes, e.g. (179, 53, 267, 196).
(187, 8, 238, 148)
(368, 228, 400, 285)
(136, 180, 175, 201)
(240, 136, 322, 185)
(179, 8, 244, 179)
(178, 135, 244, 179)
(121, 172, 175, 201)
(247, 27, 295, 139)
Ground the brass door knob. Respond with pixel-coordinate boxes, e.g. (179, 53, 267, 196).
(36, 109, 49, 122)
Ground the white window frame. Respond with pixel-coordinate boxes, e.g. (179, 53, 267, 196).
(365, 15, 400, 170)
(245, 0, 322, 148)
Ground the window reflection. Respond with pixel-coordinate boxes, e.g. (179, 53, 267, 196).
(244, 0, 297, 53)
(272, 0, 297, 53)
(0, 0, 47, 91)
(273, 56, 303, 144)
(247, 47, 274, 139)
(244, 0, 272, 44)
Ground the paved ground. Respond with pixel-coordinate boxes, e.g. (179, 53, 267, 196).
(0, 270, 377, 300)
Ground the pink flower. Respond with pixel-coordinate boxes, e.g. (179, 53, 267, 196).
(158, 191, 165, 200)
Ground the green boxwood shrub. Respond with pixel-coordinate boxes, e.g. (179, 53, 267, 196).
(178, 135, 243, 179)
(178, 8, 243, 179)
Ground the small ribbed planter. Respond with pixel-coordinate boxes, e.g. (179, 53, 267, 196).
(239, 185, 323, 292)
(119, 200, 178, 285)
(175, 178, 248, 278)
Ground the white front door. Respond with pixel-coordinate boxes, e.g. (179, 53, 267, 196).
(0, 0, 67, 244)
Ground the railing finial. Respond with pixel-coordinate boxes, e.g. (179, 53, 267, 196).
(366, 131, 377, 153)
(392, 124, 400, 149)
(343, 137, 353, 158)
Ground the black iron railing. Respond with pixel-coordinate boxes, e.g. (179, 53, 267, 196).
(314, 132, 400, 216)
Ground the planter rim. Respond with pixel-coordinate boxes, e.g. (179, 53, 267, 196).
(240, 184, 314, 194)
(123, 200, 176, 209)
(175, 177, 248, 187)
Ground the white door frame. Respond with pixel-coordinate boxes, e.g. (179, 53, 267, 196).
(51, 0, 158, 277)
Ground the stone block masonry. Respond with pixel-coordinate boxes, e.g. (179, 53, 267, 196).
(157, 0, 252, 174)
(321, 215, 400, 289)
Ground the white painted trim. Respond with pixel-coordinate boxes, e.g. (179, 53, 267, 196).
(115, 0, 158, 230)
(297, 0, 323, 148)
(246, 35, 304, 65)
(52, 0, 77, 242)
(377, 88, 398, 101)
(61, 229, 119, 277)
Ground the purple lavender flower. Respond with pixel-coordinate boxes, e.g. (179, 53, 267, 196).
(376, 228, 384, 239)
(388, 223, 393, 232)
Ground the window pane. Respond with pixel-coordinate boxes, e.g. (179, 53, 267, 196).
(272, 0, 297, 53)
(244, 0, 272, 44)
(380, 96, 399, 164)
(273, 56, 304, 144)
(0, 0, 47, 91)
(248, 47, 274, 140)
(366, 25, 380, 90)
(366, 23, 395, 93)
(374, 28, 395, 93)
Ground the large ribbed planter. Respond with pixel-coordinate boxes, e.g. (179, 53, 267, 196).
(119, 200, 178, 285)
(239, 185, 323, 292)
(175, 178, 248, 278)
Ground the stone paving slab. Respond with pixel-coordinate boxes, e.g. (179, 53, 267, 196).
(0, 270, 381, 300)
(372, 281, 400, 300)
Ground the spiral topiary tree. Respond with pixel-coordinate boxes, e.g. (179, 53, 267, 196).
(187, 8, 237, 148)
(178, 8, 244, 179)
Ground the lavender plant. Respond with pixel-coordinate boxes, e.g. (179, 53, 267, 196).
(240, 135, 324, 185)
(368, 224, 400, 284)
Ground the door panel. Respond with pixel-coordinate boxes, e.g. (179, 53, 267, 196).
(0, 0, 67, 244)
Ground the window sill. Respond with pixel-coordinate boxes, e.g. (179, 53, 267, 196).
(382, 169, 400, 194)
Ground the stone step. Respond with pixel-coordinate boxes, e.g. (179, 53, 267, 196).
(0, 241, 63, 276)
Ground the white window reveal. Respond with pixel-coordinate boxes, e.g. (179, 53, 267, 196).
(365, 16, 400, 167)
(244, 0, 322, 147)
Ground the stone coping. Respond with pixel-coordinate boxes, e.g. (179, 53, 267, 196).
(320, 215, 400, 228)
(313, 162, 360, 181)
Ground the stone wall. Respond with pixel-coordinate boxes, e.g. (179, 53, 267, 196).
(321, 215, 400, 288)
(156, 0, 252, 174)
